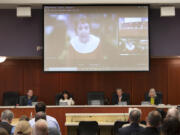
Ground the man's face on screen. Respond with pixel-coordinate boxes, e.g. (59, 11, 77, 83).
(77, 22, 90, 43)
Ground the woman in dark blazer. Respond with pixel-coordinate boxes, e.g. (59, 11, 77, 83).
(145, 88, 161, 105)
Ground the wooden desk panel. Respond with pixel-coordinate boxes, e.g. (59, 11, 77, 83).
(0, 105, 170, 135)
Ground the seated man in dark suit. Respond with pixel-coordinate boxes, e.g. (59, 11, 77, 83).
(112, 88, 129, 105)
(21, 89, 37, 106)
(140, 110, 162, 135)
(145, 88, 161, 105)
(118, 108, 145, 135)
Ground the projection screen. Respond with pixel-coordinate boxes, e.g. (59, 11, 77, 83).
(44, 6, 149, 71)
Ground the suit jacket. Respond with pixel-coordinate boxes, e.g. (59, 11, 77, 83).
(140, 127, 160, 135)
(118, 123, 144, 135)
(20, 96, 37, 106)
(112, 93, 129, 105)
(145, 96, 161, 105)
(0, 122, 13, 134)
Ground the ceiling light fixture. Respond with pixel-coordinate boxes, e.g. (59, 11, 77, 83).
(0, 56, 7, 63)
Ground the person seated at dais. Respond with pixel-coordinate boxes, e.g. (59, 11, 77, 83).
(20, 89, 37, 106)
(112, 88, 129, 105)
(59, 91, 75, 106)
(145, 88, 161, 105)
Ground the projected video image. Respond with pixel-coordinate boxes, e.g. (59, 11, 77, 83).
(44, 6, 149, 71)
(118, 17, 148, 55)
(70, 15, 100, 54)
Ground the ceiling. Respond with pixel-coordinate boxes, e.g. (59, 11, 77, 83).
(0, 0, 180, 9)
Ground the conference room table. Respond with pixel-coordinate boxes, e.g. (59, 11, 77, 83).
(0, 105, 175, 135)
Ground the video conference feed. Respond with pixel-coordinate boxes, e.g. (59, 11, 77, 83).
(44, 6, 149, 71)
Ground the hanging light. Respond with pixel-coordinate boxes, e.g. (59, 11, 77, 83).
(0, 56, 7, 63)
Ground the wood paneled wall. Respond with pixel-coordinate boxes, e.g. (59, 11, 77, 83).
(0, 58, 179, 105)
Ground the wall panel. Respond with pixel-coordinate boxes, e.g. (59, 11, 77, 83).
(168, 59, 180, 104)
(0, 58, 179, 105)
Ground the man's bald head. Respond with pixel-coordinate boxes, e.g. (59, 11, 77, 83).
(166, 107, 180, 119)
(34, 119, 48, 135)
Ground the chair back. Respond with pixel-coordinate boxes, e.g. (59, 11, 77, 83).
(87, 92, 104, 105)
(55, 93, 63, 105)
(77, 121, 100, 135)
(113, 121, 129, 135)
(19, 95, 25, 106)
(3, 91, 19, 106)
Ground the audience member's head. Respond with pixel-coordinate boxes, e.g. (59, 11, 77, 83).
(129, 108, 141, 123)
(35, 111, 46, 122)
(156, 108, 167, 122)
(161, 117, 180, 135)
(116, 88, 123, 97)
(48, 128, 60, 135)
(35, 102, 46, 113)
(166, 107, 180, 119)
(0, 128, 8, 135)
(34, 119, 48, 135)
(14, 120, 32, 135)
(1, 110, 14, 124)
(19, 115, 29, 121)
(147, 110, 162, 127)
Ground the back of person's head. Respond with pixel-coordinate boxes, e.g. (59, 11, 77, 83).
(0, 128, 8, 135)
(1, 110, 14, 123)
(48, 128, 60, 135)
(129, 108, 141, 123)
(156, 108, 167, 122)
(161, 117, 180, 135)
(35, 111, 46, 122)
(35, 102, 46, 113)
(34, 119, 48, 135)
(147, 110, 162, 127)
(14, 120, 32, 135)
(166, 107, 180, 119)
(19, 115, 29, 121)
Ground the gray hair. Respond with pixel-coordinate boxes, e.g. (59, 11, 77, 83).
(148, 88, 157, 97)
(167, 107, 180, 120)
(129, 108, 141, 123)
(1, 110, 14, 122)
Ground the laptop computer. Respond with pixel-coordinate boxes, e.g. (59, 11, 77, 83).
(59, 101, 68, 106)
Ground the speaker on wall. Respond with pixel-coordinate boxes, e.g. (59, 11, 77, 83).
(16, 6, 31, 17)
(160, 6, 175, 17)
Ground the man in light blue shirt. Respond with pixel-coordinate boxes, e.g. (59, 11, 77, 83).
(29, 102, 61, 135)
